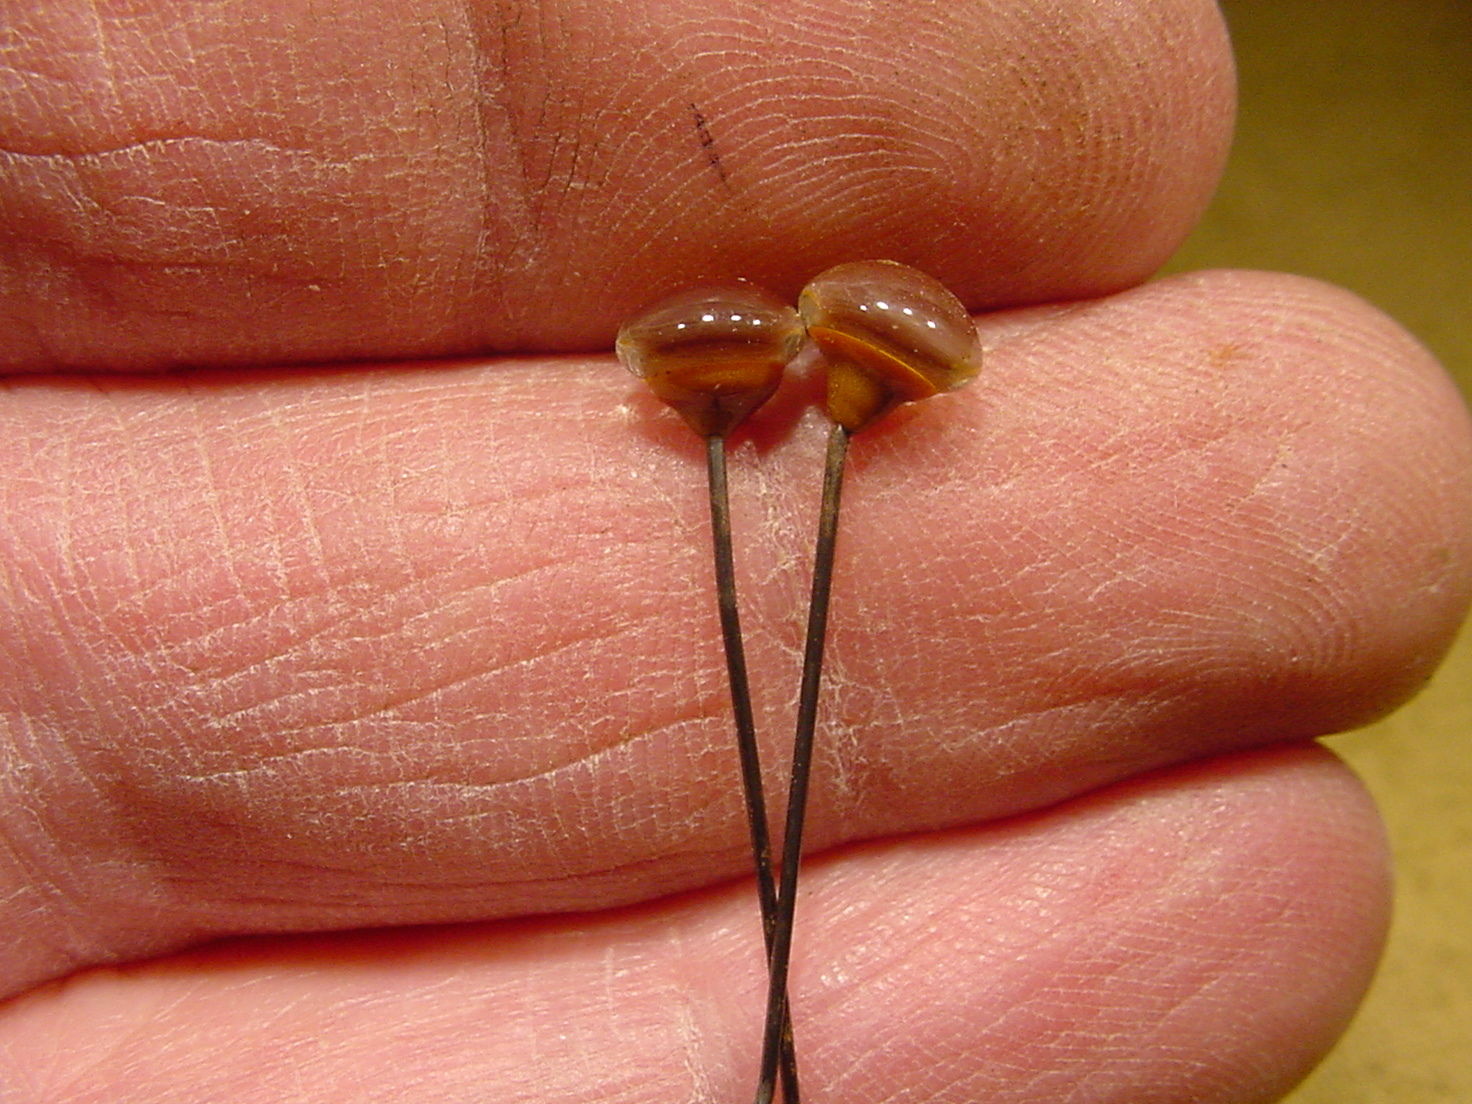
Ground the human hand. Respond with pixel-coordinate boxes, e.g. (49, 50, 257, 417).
(3, 2, 1471, 1101)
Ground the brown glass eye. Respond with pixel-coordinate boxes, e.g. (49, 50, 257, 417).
(798, 259, 982, 431)
(615, 281, 806, 1100)
(616, 283, 805, 437)
(752, 262, 980, 1104)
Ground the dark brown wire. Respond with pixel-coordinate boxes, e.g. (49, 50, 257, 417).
(706, 434, 802, 1103)
(753, 422, 850, 1104)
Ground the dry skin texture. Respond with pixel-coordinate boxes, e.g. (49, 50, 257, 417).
(3, 0, 1230, 367)
(2, 1, 1471, 1102)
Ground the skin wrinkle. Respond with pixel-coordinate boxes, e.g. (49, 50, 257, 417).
(467, 0, 553, 342)
(3, 143, 355, 280)
(0, 287, 1460, 1083)
(0, 0, 1233, 367)
(0, 775, 116, 987)
(117, 695, 736, 889)
(0, 134, 317, 163)
(3, 539, 116, 767)
(164, 654, 671, 800)
(142, 821, 743, 902)
(27, 379, 662, 712)
(7, 10, 1458, 1090)
(5, 3, 468, 354)
(0, 748, 1386, 1101)
(0, 776, 79, 930)
(159, 541, 615, 721)
(268, 618, 635, 733)
(4, 426, 718, 971)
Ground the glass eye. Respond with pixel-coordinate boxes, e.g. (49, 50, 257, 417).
(616, 283, 804, 437)
(798, 260, 982, 431)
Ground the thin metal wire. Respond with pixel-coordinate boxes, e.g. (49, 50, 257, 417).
(753, 422, 850, 1104)
(706, 434, 802, 1103)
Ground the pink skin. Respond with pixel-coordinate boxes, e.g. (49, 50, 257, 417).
(2, 1, 1471, 1101)
(0, 749, 1389, 1104)
(3, 0, 1231, 367)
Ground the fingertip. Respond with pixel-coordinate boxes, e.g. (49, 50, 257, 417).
(0, 746, 1388, 1104)
(2, 0, 1238, 367)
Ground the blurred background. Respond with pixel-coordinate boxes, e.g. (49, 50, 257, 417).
(1162, 2, 1471, 1100)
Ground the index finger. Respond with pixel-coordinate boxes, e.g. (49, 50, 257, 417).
(2, 0, 1233, 370)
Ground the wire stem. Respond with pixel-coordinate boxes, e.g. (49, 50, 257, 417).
(707, 434, 801, 1103)
(752, 422, 850, 1104)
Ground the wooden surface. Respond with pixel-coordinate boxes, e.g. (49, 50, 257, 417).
(1163, 2, 1472, 1099)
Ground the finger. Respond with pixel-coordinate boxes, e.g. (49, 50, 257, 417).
(1, 270, 1467, 999)
(0, 746, 1389, 1104)
(1, 0, 1233, 369)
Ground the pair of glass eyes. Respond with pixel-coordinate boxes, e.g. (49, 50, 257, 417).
(615, 259, 983, 435)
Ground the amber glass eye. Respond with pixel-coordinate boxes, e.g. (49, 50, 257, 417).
(798, 260, 982, 431)
(616, 283, 805, 437)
